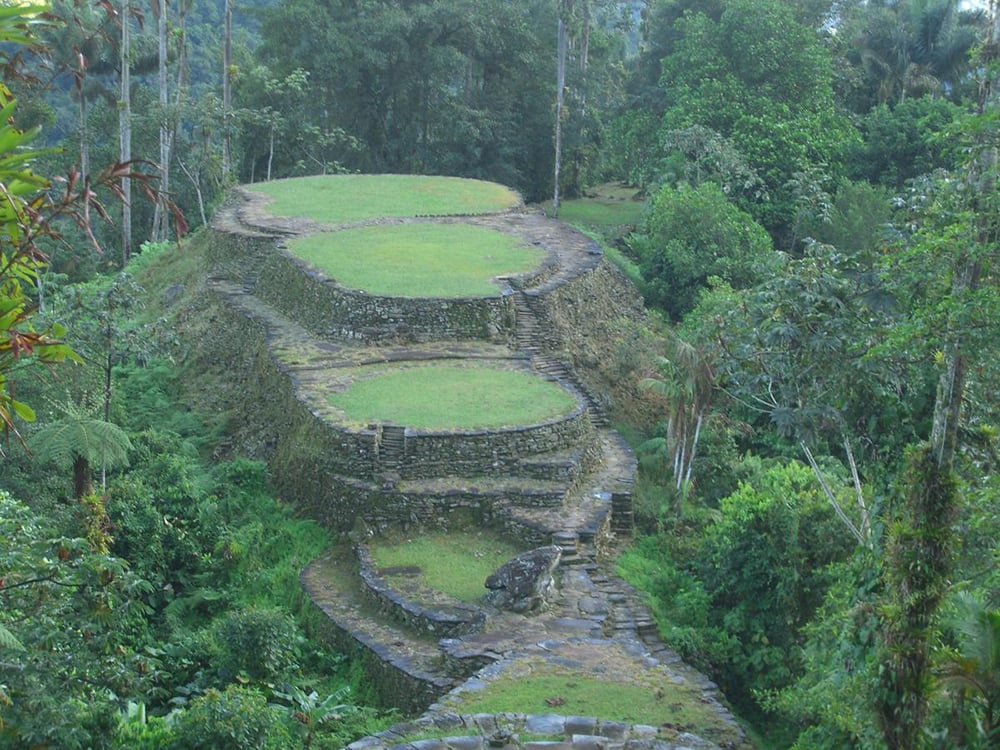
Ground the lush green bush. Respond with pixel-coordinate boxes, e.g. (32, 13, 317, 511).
(633, 182, 780, 319)
(170, 686, 292, 750)
(621, 460, 856, 733)
(113, 710, 177, 750)
(211, 607, 300, 682)
(850, 96, 962, 188)
(694, 462, 854, 706)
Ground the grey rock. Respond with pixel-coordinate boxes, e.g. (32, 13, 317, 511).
(630, 725, 659, 740)
(565, 717, 597, 736)
(484, 546, 561, 612)
(444, 737, 485, 750)
(598, 721, 628, 741)
(571, 735, 610, 750)
(163, 283, 186, 306)
(525, 713, 567, 735)
(347, 738, 386, 750)
(578, 596, 609, 616)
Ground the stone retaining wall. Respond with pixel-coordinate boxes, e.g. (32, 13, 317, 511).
(208, 209, 519, 345)
(524, 259, 645, 362)
(301, 572, 455, 714)
(355, 545, 487, 638)
(396, 411, 592, 480)
(196, 287, 595, 530)
(348, 712, 714, 750)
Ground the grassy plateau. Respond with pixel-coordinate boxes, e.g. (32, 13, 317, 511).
(369, 531, 522, 603)
(287, 223, 543, 297)
(247, 174, 521, 223)
(327, 363, 577, 429)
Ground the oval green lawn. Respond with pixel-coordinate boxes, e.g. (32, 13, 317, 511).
(247, 175, 521, 223)
(328, 364, 577, 429)
(370, 532, 522, 603)
(287, 223, 543, 297)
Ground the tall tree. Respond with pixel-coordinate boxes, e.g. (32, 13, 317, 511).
(652, 0, 854, 239)
(553, 0, 568, 214)
(29, 398, 132, 498)
(857, 0, 984, 106)
(222, 0, 233, 180)
(151, 0, 169, 241)
(875, 6, 1000, 744)
(118, 0, 132, 263)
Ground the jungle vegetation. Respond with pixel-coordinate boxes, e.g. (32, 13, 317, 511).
(1, 1, 1000, 747)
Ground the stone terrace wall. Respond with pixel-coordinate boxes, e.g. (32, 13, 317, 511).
(301, 588, 454, 714)
(208, 205, 518, 345)
(397, 411, 592, 480)
(195, 288, 590, 532)
(523, 259, 645, 360)
(355, 545, 487, 638)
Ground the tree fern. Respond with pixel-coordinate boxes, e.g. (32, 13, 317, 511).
(29, 398, 132, 497)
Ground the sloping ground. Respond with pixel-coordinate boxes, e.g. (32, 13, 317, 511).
(202, 176, 749, 749)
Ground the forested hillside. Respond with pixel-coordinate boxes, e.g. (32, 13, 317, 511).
(2, 1, 1000, 748)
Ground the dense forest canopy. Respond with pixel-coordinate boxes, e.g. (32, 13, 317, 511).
(1, 0, 1000, 747)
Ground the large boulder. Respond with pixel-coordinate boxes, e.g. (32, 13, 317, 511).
(484, 546, 561, 612)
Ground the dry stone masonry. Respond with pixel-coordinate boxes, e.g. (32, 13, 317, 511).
(205, 178, 749, 749)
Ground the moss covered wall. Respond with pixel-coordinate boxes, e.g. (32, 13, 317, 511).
(206, 224, 517, 345)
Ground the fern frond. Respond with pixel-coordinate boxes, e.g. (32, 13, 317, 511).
(0, 623, 25, 651)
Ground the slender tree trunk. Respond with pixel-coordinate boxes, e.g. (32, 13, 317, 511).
(267, 123, 275, 181)
(553, 3, 567, 216)
(178, 158, 207, 226)
(152, 0, 169, 242)
(73, 455, 92, 500)
(877, 8, 998, 746)
(79, 87, 89, 179)
(222, 0, 233, 179)
(119, 0, 132, 265)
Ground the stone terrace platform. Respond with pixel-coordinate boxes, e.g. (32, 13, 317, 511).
(205, 178, 748, 749)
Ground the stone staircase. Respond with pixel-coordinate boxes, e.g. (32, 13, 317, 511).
(377, 424, 407, 480)
(514, 290, 611, 429)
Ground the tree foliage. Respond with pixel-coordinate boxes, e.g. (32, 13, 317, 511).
(653, 0, 855, 238)
(633, 181, 780, 318)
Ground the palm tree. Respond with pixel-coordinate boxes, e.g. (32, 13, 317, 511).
(857, 0, 984, 104)
(639, 334, 715, 512)
(939, 592, 1000, 743)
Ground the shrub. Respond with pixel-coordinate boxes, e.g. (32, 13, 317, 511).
(170, 686, 292, 750)
(634, 182, 780, 319)
(211, 606, 299, 682)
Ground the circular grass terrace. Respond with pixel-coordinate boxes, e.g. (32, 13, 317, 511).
(369, 531, 522, 603)
(327, 363, 578, 430)
(246, 174, 521, 224)
(287, 223, 544, 297)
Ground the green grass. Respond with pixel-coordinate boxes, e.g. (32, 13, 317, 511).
(553, 198, 645, 228)
(287, 223, 543, 297)
(450, 662, 734, 734)
(328, 363, 577, 429)
(247, 175, 521, 223)
(369, 531, 522, 603)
